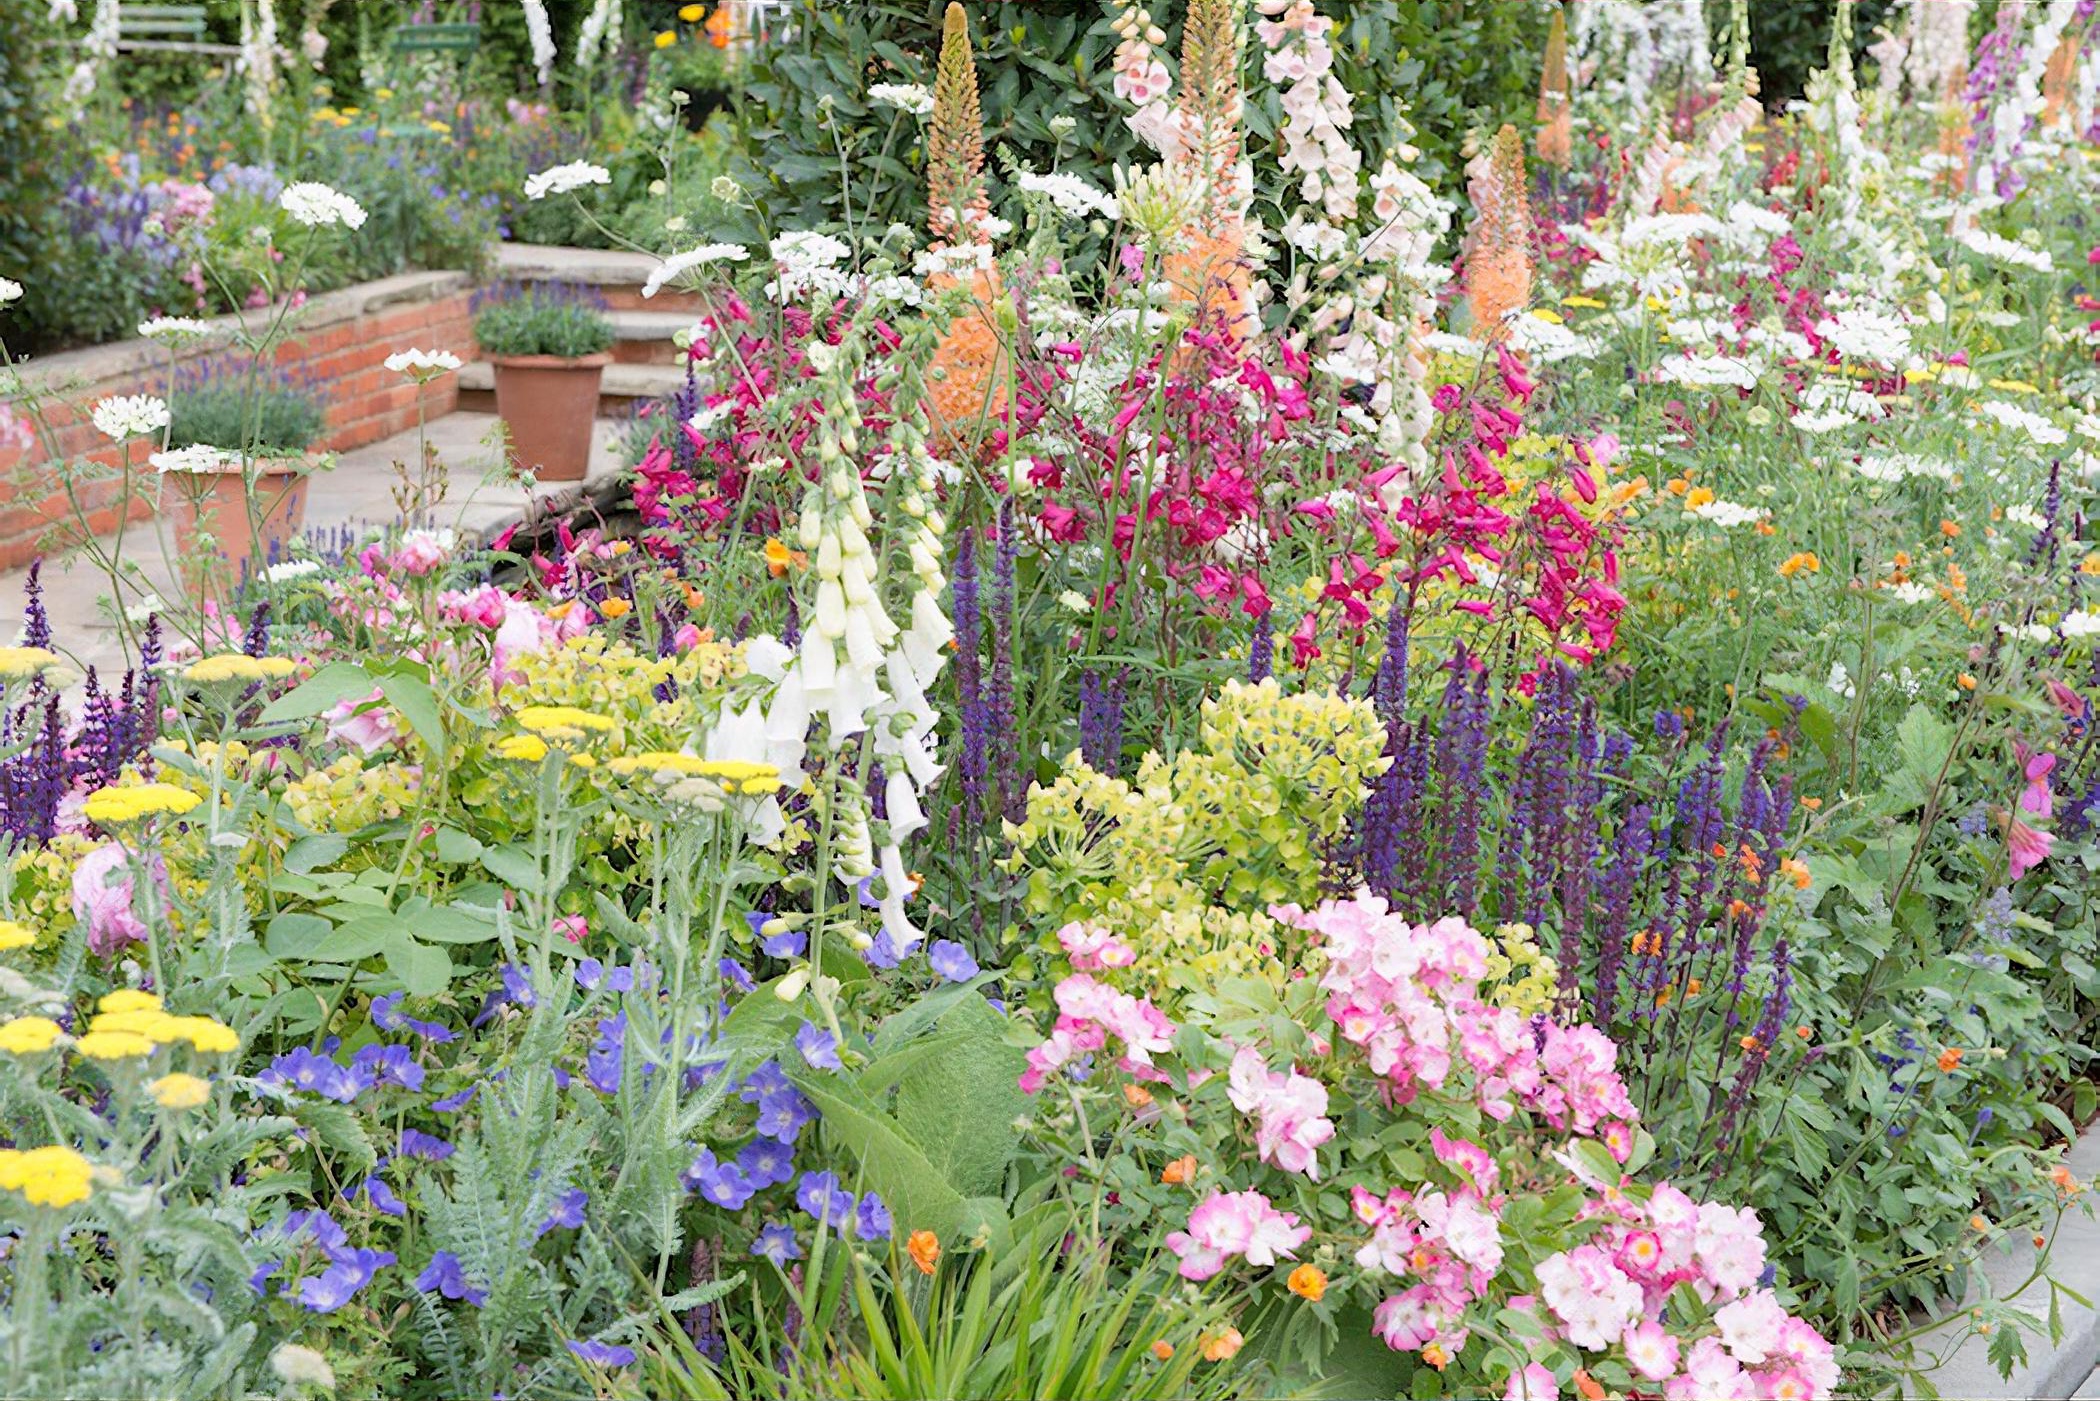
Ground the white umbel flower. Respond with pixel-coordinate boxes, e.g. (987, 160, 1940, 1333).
(279, 182, 367, 230)
(0, 278, 22, 307)
(523, 161, 610, 201)
(91, 395, 170, 442)
(138, 315, 213, 340)
(867, 82, 934, 116)
(1017, 170, 1119, 219)
(642, 244, 750, 298)
(150, 445, 233, 474)
(384, 347, 463, 382)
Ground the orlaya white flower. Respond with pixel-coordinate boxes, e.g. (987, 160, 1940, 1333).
(278, 182, 367, 230)
(641, 243, 749, 299)
(383, 347, 463, 382)
(91, 394, 170, 442)
(150, 445, 233, 474)
(522, 161, 611, 201)
(0, 277, 23, 307)
(137, 315, 214, 340)
(866, 82, 934, 116)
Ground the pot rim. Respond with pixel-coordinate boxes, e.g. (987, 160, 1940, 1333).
(485, 351, 614, 370)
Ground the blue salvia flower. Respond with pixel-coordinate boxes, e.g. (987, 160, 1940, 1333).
(1076, 669, 1125, 776)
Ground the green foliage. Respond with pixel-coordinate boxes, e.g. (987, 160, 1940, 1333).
(473, 285, 615, 359)
(0, 2, 67, 356)
(168, 376, 327, 455)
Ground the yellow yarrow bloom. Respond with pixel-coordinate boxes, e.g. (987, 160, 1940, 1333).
(82, 782, 202, 825)
(0, 1145, 95, 1207)
(654, 29, 677, 47)
(514, 705, 617, 740)
(0, 646, 62, 681)
(0, 920, 34, 951)
(608, 751, 716, 778)
(182, 654, 298, 685)
(0, 1017, 63, 1055)
(495, 734, 551, 763)
(679, 2, 705, 19)
(76, 1029, 155, 1060)
(164, 1015, 239, 1053)
(148, 1072, 211, 1110)
(99, 989, 164, 1014)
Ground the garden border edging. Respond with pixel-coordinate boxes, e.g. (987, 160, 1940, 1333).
(1910, 1125, 2100, 1399)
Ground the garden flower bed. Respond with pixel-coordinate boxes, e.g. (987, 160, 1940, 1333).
(0, 1, 2098, 1399)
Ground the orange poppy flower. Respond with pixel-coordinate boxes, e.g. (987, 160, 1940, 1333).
(906, 1230, 941, 1275)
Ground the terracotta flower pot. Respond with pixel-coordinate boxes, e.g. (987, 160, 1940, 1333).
(170, 453, 316, 587)
(490, 352, 609, 483)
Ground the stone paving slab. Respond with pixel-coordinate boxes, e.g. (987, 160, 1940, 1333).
(0, 411, 625, 681)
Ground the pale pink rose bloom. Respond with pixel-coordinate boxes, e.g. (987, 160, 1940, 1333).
(72, 843, 169, 957)
(325, 687, 404, 753)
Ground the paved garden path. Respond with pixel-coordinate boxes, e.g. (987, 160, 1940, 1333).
(0, 411, 623, 682)
(2079, 1364, 2100, 1399)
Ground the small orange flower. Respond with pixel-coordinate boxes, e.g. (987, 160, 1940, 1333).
(1161, 1154, 1198, 1186)
(1200, 1328, 1244, 1362)
(1940, 519, 1962, 538)
(1801, 796, 1822, 811)
(1150, 1340, 1175, 1361)
(1958, 673, 1978, 691)
(2051, 1164, 2083, 1195)
(598, 597, 632, 620)
(2034, 1233, 2048, 1248)
(1575, 1369, 1607, 1400)
(1739, 1035, 1761, 1052)
(1287, 1264, 1327, 1301)
(1684, 486, 1716, 510)
(1795, 1025, 1814, 1040)
(1779, 551, 1820, 578)
(1122, 1083, 1155, 1110)
(1421, 1342, 1449, 1371)
(1893, 550, 1912, 569)
(1938, 1048, 1964, 1071)
(763, 538, 807, 578)
(1685, 977, 1703, 995)
(906, 1230, 941, 1275)
(1970, 1213, 1989, 1232)
(1780, 857, 1811, 889)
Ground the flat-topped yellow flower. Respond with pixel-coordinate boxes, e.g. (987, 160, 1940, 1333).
(609, 753, 783, 795)
(513, 705, 617, 741)
(607, 751, 716, 778)
(0, 920, 35, 951)
(0, 1017, 62, 1055)
(76, 1029, 155, 1060)
(89, 1008, 183, 1041)
(163, 1015, 239, 1053)
(0, 1145, 95, 1207)
(148, 1073, 211, 1110)
(0, 646, 62, 681)
(83, 782, 202, 825)
(99, 989, 164, 1014)
(495, 733, 551, 763)
(183, 654, 299, 685)
(703, 759, 784, 795)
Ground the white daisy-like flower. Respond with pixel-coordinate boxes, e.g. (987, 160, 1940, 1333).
(2062, 609, 2100, 638)
(383, 347, 463, 382)
(137, 316, 214, 340)
(279, 182, 368, 230)
(522, 161, 612, 201)
(642, 243, 750, 298)
(1687, 498, 1769, 528)
(1017, 171, 1118, 220)
(151, 444, 233, 474)
(867, 82, 934, 116)
(0, 278, 23, 307)
(91, 394, 170, 442)
(1883, 581, 1935, 604)
(262, 558, 324, 583)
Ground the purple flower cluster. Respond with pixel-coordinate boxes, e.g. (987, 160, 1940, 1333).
(250, 1210, 395, 1315)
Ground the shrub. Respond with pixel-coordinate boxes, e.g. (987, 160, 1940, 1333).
(473, 281, 615, 358)
(167, 361, 326, 455)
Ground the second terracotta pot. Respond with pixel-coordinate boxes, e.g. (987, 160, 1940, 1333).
(490, 352, 608, 482)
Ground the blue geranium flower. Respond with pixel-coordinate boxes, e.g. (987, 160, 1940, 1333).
(927, 940, 979, 982)
(752, 1222, 801, 1266)
(416, 1250, 486, 1306)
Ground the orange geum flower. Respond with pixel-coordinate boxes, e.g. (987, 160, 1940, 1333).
(1779, 551, 1820, 577)
(906, 1230, 941, 1275)
(763, 538, 807, 577)
(1122, 1083, 1155, 1110)
(1286, 1264, 1327, 1301)
(2051, 1164, 2083, 1195)
(1780, 857, 1811, 889)
(1200, 1328, 1244, 1362)
(1161, 1154, 1198, 1186)
(1150, 1341, 1175, 1361)
(1938, 1047, 1964, 1071)
(1421, 1342, 1450, 1371)
(597, 598, 632, 620)
(1940, 519, 1961, 538)
(1795, 1025, 1814, 1040)
(1574, 1370, 1606, 1400)
(1684, 486, 1715, 510)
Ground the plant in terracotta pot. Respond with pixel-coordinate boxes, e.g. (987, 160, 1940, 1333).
(160, 360, 328, 592)
(473, 282, 614, 483)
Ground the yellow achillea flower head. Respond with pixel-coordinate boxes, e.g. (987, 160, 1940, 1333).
(0, 1017, 63, 1055)
(0, 646, 63, 681)
(513, 705, 617, 741)
(164, 1015, 239, 1054)
(610, 753, 783, 796)
(0, 920, 35, 951)
(182, 654, 298, 685)
(82, 782, 203, 825)
(0, 1145, 96, 1207)
(99, 989, 164, 1014)
(75, 1030, 155, 1060)
(148, 1073, 211, 1110)
(495, 734, 551, 763)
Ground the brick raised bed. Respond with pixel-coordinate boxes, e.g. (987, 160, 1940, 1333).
(0, 270, 474, 572)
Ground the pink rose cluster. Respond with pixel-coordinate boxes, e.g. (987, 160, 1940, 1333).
(1225, 1044, 1334, 1178)
(1055, 920, 1137, 972)
(1164, 1188, 1311, 1281)
(1274, 891, 1639, 1138)
(1017, 972, 1176, 1094)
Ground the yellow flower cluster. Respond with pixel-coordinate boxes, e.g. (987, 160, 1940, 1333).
(492, 633, 743, 746)
(514, 705, 619, 741)
(148, 1072, 212, 1110)
(61, 989, 241, 1059)
(7, 835, 95, 941)
(182, 654, 298, 686)
(0, 646, 65, 681)
(284, 757, 422, 833)
(82, 782, 203, 826)
(0, 919, 34, 951)
(0, 1017, 62, 1054)
(0, 1145, 95, 1207)
(608, 753, 784, 795)
(1482, 922, 1560, 1015)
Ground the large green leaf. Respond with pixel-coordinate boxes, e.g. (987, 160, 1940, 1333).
(890, 996, 1030, 1200)
(792, 1073, 979, 1240)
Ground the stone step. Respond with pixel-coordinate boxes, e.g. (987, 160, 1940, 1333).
(458, 359, 685, 406)
(609, 310, 693, 365)
(491, 242, 702, 314)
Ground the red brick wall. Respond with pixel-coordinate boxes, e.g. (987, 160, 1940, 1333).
(0, 273, 474, 573)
